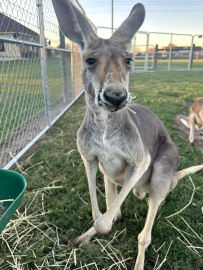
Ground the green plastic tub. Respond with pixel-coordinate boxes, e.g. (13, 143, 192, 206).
(0, 169, 27, 234)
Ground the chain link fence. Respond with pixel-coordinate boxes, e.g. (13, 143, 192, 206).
(1, 2, 203, 169)
(96, 27, 203, 72)
(0, 0, 86, 169)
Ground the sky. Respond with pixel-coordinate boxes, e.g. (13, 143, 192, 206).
(78, 0, 203, 48)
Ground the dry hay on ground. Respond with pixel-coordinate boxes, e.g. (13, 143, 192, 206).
(174, 114, 203, 150)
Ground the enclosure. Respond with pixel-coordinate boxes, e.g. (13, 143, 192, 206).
(0, 0, 85, 169)
(1, 0, 203, 170)
(1, 0, 203, 269)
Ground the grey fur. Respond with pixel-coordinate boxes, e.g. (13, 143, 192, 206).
(110, 3, 145, 51)
(52, 2, 203, 269)
(52, 0, 95, 50)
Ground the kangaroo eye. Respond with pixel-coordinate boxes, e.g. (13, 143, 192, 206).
(86, 58, 97, 66)
(125, 58, 133, 65)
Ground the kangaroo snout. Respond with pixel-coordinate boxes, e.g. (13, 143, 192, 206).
(103, 84, 128, 107)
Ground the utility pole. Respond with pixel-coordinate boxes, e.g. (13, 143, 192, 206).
(111, 0, 113, 35)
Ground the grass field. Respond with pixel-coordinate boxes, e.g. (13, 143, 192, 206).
(0, 55, 83, 167)
(134, 58, 203, 71)
(1, 70, 203, 270)
(0, 57, 202, 143)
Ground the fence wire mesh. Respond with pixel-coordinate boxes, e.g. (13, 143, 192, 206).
(0, 0, 84, 169)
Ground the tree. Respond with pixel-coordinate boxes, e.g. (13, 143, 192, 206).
(162, 43, 177, 49)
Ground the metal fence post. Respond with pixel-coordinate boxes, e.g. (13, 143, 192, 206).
(71, 43, 75, 100)
(188, 36, 194, 70)
(168, 34, 172, 71)
(59, 29, 69, 104)
(144, 33, 149, 72)
(153, 44, 158, 70)
(132, 35, 136, 72)
(37, 0, 51, 126)
(70, 0, 75, 100)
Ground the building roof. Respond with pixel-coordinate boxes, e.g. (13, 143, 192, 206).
(160, 46, 202, 52)
(173, 46, 202, 52)
(0, 12, 39, 39)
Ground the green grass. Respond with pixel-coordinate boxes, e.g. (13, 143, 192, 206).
(134, 58, 203, 70)
(1, 71, 203, 269)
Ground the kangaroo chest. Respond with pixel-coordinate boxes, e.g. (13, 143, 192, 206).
(97, 145, 128, 181)
(88, 130, 128, 183)
(78, 111, 143, 184)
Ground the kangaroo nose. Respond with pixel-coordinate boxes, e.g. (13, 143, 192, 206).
(103, 85, 128, 106)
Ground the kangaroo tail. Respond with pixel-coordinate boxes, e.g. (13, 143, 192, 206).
(180, 118, 190, 128)
(177, 164, 203, 181)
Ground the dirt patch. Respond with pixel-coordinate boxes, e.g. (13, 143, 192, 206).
(174, 114, 203, 150)
(77, 92, 85, 101)
(9, 130, 53, 170)
(186, 100, 194, 108)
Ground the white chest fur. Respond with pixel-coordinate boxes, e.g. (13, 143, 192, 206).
(90, 132, 128, 184)
(78, 110, 137, 185)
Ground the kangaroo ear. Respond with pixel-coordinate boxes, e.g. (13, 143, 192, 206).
(52, 0, 96, 50)
(110, 3, 145, 51)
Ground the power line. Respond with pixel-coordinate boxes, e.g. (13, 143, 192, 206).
(88, 10, 203, 14)
(84, 3, 203, 7)
(83, 0, 203, 5)
(83, 2, 203, 9)
(84, 0, 202, 2)
(83, 1, 112, 6)
(114, 0, 203, 2)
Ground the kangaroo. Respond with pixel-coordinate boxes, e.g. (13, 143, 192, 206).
(180, 97, 203, 144)
(52, 1, 203, 269)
